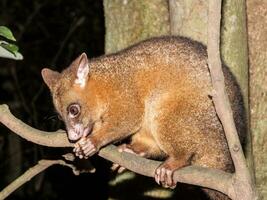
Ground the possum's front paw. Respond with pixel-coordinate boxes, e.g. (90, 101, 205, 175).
(73, 137, 98, 159)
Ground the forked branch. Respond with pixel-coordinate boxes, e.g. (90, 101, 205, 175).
(207, 0, 257, 199)
(0, 157, 79, 200)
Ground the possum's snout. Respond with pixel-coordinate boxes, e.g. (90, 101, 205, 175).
(67, 123, 93, 142)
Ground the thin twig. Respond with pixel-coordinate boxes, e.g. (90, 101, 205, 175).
(51, 16, 85, 66)
(10, 65, 32, 116)
(0, 157, 77, 200)
(17, 2, 46, 41)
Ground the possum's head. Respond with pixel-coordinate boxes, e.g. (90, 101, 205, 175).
(42, 53, 103, 142)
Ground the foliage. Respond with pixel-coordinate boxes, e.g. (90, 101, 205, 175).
(0, 26, 23, 60)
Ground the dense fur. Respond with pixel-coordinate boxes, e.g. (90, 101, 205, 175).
(42, 36, 245, 200)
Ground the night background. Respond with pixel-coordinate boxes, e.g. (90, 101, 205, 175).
(0, 0, 109, 199)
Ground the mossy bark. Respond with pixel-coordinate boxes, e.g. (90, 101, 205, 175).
(169, 0, 208, 44)
(104, 0, 170, 54)
(220, 0, 253, 179)
(221, 0, 249, 111)
(247, 0, 267, 198)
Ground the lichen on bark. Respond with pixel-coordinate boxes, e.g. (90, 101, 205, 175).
(247, 0, 267, 198)
(169, 0, 208, 44)
(104, 0, 170, 54)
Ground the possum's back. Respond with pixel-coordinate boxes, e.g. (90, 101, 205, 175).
(130, 36, 245, 157)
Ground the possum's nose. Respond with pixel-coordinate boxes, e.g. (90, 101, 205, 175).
(67, 129, 83, 142)
(67, 124, 84, 142)
(67, 123, 93, 143)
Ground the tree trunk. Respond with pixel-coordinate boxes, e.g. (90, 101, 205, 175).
(104, 0, 170, 54)
(247, 0, 267, 198)
(221, 0, 249, 111)
(220, 0, 254, 179)
(169, 0, 208, 44)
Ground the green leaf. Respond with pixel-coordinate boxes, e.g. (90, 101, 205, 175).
(0, 46, 23, 60)
(0, 26, 16, 41)
(0, 42, 19, 53)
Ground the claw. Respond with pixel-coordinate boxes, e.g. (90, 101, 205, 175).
(155, 169, 160, 185)
(155, 165, 176, 188)
(111, 163, 120, 171)
(73, 137, 97, 159)
(117, 166, 126, 173)
(154, 157, 187, 189)
(166, 169, 173, 186)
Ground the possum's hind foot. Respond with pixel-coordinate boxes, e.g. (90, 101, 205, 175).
(155, 156, 190, 189)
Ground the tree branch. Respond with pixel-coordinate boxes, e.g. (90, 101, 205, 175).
(208, 0, 247, 178)
(0, 157, 78, 200)
(0, 104, 232, 196)
(207, 0, 257, 199)
(0, 104, 70, 147)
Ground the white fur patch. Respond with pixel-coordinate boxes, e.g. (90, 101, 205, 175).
(75, 64, 89, 88)
(68, 123, 84, 141)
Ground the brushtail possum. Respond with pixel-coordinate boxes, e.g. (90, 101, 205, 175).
(41, 36, 245, 198)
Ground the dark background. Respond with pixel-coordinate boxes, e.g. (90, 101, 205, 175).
(0, 0, 109, 199)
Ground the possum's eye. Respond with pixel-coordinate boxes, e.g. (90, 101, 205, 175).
(67, 103, 81, 118)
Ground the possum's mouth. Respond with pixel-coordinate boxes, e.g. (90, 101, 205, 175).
(82, 125, 93, 137)
(67, 123, 93, 142)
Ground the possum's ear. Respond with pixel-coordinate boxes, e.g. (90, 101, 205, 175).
(41, 68, 61, 90)
(74, 53, 90, 88)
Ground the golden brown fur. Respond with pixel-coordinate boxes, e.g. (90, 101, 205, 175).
(42, 36, 245, 200)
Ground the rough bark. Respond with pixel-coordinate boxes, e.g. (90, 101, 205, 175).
(103, 0, 170, 53)
(221, 0, 249, 110)
(169, 0, 208, 44)
(247, 0, 267, 198)
(221, 0, 254, 180)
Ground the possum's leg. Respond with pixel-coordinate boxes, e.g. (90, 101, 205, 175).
(147, 91, 208, 188)
(112, 129, 164, 172)
(149, 90, 232, 191)
(129, 129, 164, 159)
(155, 155, 191, 188)
(111, 143, 146, 173)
